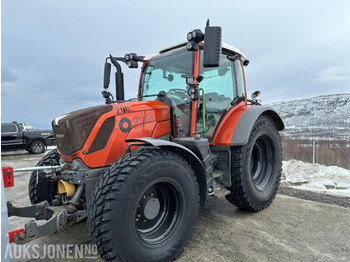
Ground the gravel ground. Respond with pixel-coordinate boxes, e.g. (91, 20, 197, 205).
(2, 149, 350, 261)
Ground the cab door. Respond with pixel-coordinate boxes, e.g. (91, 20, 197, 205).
(196, 51, 246, 138)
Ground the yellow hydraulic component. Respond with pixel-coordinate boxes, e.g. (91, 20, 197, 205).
(58, 180, 76, 197)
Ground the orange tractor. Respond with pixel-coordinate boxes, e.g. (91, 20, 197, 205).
(8, 21, 284, 261)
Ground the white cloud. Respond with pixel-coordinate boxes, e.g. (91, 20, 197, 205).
(311, 66, 350, 83)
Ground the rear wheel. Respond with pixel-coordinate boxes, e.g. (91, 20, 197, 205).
(28, 149, 60, 204)
(88, 149, 200, 262)
(226, 115, 282, 211)
(30, 140, 45, 154)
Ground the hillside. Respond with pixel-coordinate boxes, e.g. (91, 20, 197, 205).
(268, 93, 350, 138)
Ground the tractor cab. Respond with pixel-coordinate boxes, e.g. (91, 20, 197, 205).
(139, 43, 249, 139)
(104, 21, 250, 144)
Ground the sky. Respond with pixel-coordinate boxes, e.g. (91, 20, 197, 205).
(2, 0, 350, 129)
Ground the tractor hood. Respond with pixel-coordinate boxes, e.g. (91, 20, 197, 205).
(52, 101, 171, 167)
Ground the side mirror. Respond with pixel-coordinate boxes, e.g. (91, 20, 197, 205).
(103, 62, 111, 89)
(251, 91, 261, 100)
(203, 20, 222, 68)
(186, 76, 195, 85)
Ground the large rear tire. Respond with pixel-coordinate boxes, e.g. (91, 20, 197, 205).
(88, 149, 200, 262)
(226, 115, 282, 211)
(28, 149, 60, 204)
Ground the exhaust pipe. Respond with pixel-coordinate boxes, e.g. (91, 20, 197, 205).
(109, 54, 125, 101)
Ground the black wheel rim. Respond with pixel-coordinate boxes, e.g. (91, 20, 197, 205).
(32, 142, 44, 153)
(250, 134, 275, 191)
(134, 180, 183, 245)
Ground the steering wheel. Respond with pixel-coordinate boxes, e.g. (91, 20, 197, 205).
(168, 88, 188, 100)
(166, 88, 190, 111)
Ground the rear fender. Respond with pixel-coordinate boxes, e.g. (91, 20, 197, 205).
(231, 106, 284, 146)
(125, 137, 207, 207)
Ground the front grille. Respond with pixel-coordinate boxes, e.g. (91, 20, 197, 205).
(52, 105, 113, 156)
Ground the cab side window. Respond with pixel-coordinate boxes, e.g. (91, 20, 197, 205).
(198, 52, 244, 138)
(234, 60, 245, 98)
(2, 124, 18, 133)
(199, 53, 235, 110)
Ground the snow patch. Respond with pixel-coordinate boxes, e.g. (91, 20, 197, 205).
(282, 160, 350, 197)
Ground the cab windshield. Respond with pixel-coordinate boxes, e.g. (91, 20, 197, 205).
(139, 47, 194, 137)
(140, 47, 193, 102)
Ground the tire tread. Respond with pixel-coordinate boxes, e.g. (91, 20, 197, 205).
(226, 115, 282, 211)
(28, 149, 60, 204)
(88, 148, 200, 262)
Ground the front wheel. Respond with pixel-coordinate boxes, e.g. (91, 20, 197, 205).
(29, 149, 60, 204)
(88, 149, 200, 262)
(226, 115, 282, 211)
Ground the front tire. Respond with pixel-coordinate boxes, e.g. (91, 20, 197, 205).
(226, 115, 282, 211)
(88, 149, 200, 262)
(28, 149, 60, 204)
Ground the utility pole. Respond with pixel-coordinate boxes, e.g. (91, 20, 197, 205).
(312, 140, 316, 164)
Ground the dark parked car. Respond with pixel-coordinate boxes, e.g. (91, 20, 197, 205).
(1, 122, 55, 154)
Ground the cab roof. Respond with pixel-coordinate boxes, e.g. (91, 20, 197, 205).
(148, 41, 248, 63)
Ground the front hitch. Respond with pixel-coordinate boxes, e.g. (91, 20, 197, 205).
(8, 201, 86, 244)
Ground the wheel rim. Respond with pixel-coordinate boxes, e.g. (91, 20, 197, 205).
(134, 180, 183, 245)
(32, 142, 44, 153)
(250, 134, 275, 191)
